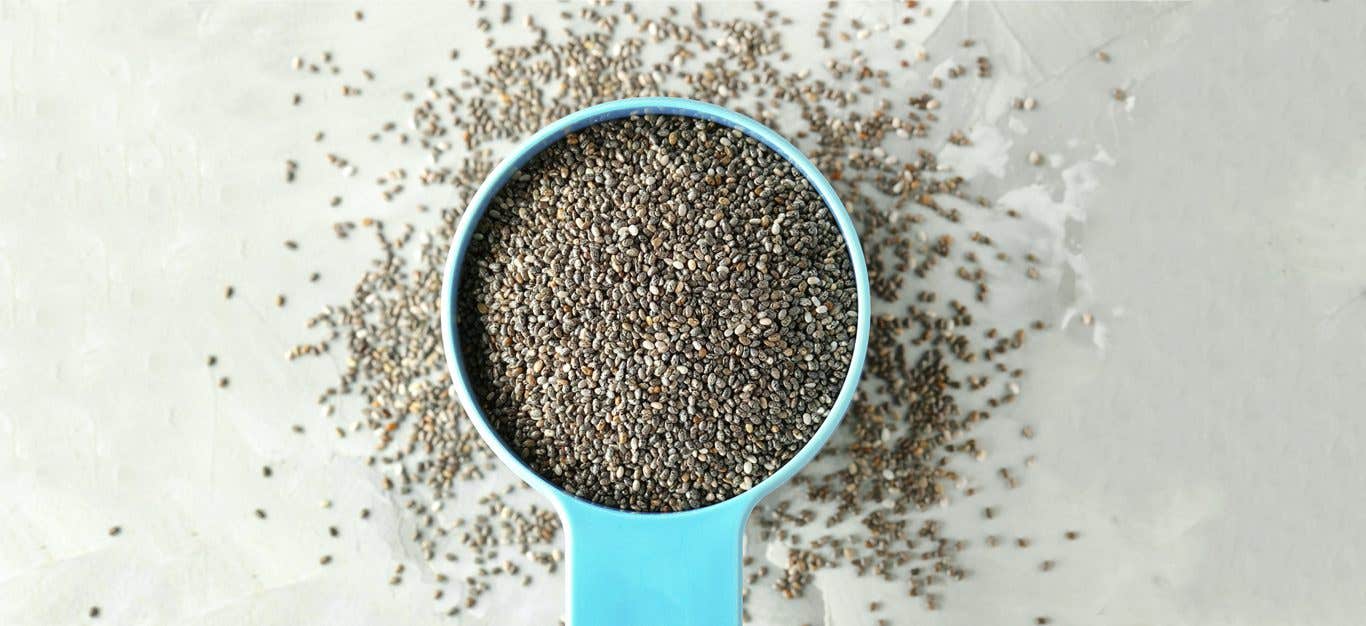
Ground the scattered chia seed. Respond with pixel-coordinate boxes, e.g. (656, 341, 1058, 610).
(273, 0, 1075, 616)
(107, 526, 121, 537)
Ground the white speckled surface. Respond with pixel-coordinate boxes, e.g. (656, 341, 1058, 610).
(2, 1, 1365, 625)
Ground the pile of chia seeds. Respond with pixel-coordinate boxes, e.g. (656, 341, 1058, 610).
(457, 115, 857, 513)
(259, 1, 1086, 620)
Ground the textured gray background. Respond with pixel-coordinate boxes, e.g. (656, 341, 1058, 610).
(2, 1, 1364, 625)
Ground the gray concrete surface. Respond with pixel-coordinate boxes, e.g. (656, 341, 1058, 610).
(2, 1, 1363, 625)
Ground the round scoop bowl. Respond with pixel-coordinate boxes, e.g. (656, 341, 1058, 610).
(441, 97, 870, 626)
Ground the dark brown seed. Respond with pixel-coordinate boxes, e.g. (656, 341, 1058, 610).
(459, 115, 857, 513)
(278, 3, 1056, 613)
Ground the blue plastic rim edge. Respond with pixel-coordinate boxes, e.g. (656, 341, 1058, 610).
(439, 96, 871, 518)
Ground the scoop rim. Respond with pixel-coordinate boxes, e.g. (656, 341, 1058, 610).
(440, 96, 871, 518)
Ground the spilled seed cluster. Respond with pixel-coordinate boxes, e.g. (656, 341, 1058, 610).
(458, 115, 857, 512)
(262, 0, 1091, 618)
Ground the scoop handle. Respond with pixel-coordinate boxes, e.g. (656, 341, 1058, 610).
(558, 496, 751, 626)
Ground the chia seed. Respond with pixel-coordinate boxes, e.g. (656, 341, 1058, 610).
(458, 115, 857, 513)
(276, 0, 1069, 616)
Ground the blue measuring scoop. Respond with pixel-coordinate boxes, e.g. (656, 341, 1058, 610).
(440, 97, 871, 625)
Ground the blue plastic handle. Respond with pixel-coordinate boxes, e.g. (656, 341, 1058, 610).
(560, 494, 751, 625)
(441, 97, 871, 626)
